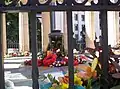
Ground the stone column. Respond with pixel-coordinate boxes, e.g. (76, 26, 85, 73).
(85, 11, 95, 48)
(94, 12, 101, 38)
(19, 12, 29, 52)
(63, 12, 68, 52)
(41, 12, 51, 52)
(1, 13, 7, 56)
(115, 12, 119, 44)
(108, 11, 119, 47)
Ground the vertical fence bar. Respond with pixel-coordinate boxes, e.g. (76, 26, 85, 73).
(0, 0, 4, 6)
(99, 0, 109, 89)
(67, 10, 74, 89)
(0, 0, 5, 88)
(100, 10, 109, 89)
(66, 0, 74, 88)
(0, 13, 5, 89)
(30, 11, 39, 89)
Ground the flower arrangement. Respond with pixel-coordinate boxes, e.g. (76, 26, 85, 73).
(24, 57, 43, 66)
(41, 57, 100, 89)
(84, 47, 120, 89)
(23, 49, 88, 67)
(43, 53, 57, 66)
(5, 51, 30, 58)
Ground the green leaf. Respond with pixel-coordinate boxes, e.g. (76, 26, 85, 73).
(111, 85, 120, 89)
(47, 74, 59, 84)
(47, 74, 54, 83)
(56, 85, 62, 89)
(53, 77, 59, 84)
(92, 82, 100, 89)
(86, 79, 92, 89)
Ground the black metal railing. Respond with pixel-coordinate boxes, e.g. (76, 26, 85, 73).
(0, 0, 119, 89)
(7, 42, 19, 48)
(7, 42, 41, 52)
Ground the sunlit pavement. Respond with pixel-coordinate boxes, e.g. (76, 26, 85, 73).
(14, 86, 32, 89)
(4, 57, 66, 89)
(4, 57, 31, 69)
(4, 57, 32, 89)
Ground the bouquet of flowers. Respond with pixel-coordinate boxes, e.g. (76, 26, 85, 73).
(42, 57, 100, 89)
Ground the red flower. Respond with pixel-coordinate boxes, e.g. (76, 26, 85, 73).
(74, 60, 79, 66)
(74, 57, 79, 66)
(61, 61, 67, 65)
(43, 54, 57, 66)
(24, 60, 32, 65)
(12, 52, 18, 57)
(80, 55, 88, 61)
(63, 57, 68, 64)
(24, 59, 42, 66)
(37, 59, 42, 66)
(62, 57, 79, 66)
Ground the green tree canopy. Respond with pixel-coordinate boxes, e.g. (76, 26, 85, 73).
(6, 13, 19, 43)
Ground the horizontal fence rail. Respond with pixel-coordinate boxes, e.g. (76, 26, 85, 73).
(1, 5, 120, 12)
(0, 0, 120, 11)
(0, 0, 120, 6)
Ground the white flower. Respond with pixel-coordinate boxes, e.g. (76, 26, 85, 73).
(56, 49, 60, 53)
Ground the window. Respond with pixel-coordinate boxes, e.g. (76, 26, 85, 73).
(75, 24, 78, 31)
(75, 34, 78, 39)
(74, 14, 78, 20)
(81, 15, 85, 21)
(82, 25, 85, 31)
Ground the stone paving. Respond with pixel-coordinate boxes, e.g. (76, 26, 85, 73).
(4, 57, 66, 89)
(4, 57, 32, 89)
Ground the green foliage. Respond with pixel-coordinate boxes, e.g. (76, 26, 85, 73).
(85, 79, 92, 89)
(39, 74, 47, 81)
(111, 85, 120, 89)
(49, 85, 62, 89)
(6, 13, 19, 43)
(47, 74, 59, 84)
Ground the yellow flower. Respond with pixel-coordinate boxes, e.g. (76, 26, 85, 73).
(61, 83, 69, 89)
(91, 58, 98, 72)
(74, 75, 83, 86)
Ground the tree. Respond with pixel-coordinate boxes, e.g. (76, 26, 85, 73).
(6, 13, 19, 43)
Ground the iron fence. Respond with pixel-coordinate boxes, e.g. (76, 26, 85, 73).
(0, 0, 119, 89)
(7, 42, 19, 48)
(7, 42, 41, 52)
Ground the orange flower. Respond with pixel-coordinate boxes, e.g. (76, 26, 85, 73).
(76, 58, 98, 80)
(58, 76, 69, 84)
(47, 51, 52, 56)
(92, 70, 97, 78)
